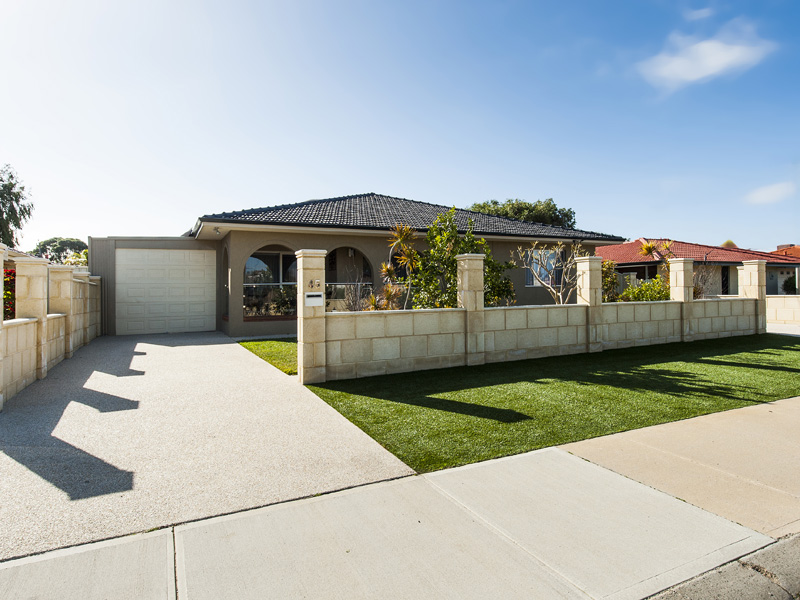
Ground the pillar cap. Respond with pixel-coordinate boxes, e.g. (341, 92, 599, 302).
(742, 260, 767, 266)
(668, 257, 694, 264)
(575, 256, 603, 263)
(455, 253, 486, 260)
(12, 255, 50, 266)
(295, 249, 327, 258)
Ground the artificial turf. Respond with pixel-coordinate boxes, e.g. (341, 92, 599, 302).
(240, 337, 298, 375)
(305, 334, 800, 472)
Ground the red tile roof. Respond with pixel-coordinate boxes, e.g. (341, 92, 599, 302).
(772, 245, 800, 258)
(595, 238, 800, 266)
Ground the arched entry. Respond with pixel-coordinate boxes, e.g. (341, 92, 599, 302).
(243, 245, 297, 318)
(326, 247, 373, 311)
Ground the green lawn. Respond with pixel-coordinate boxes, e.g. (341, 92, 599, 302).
(305, 334, 800, 472)
(240, 337, 298, 375)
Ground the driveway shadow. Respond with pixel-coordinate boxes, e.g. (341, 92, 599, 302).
(0, 336, 150, 499)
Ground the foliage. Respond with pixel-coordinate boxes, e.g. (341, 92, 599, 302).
(602, 260, 619, 303)
(31, 237, 88, 263)
(514, 241, 587, 304)
(411, 209, 514, 308)
(3, 269, 14, 320)
(720, 240, 738, 248)
(468, 198, 576, 229)
(619, 275, 670, 302)
(784, 275, 797, 295)
(64, 249, 89, 266)
(239, 338, 298, 375)
(310, 335, 800, 472)
(369, 210, 515, 310)
(0, 165, 33, 248)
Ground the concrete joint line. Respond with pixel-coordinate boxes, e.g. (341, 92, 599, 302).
(172, 527, 179, 600)
(421, 476, 593, 599)
(627, 438, 800, 501)
(740, 559, 791, 595)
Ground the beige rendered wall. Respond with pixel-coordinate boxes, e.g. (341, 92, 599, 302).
(766, 296, 800, 324)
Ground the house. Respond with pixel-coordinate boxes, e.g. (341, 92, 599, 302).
(89, 193, 624, 337)
(772, 244, 800, 259)
(595, 238, 800, 296)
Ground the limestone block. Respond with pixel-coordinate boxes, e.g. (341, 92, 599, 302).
(327, 364, 356, 381)
(356, 362, 387, 379)
(650, 303, 666, 321)
(413, 356, 445, 372)
(428, 333, 455, 356)
(557, 327, 577, 346)
(718, 301, 731, 317)
(539, 327, 558, 347)
(493, 330, 517, 352)
(504, 308, 527, 330)
(738, 316, 750, 330)
(665, 303, 681, 320)
(413, 311, 440, 335)
(617, 304, 634, 323)
(340, 339, 372, 363)
(439, 310, 464, 334)
(386, 358, 415, 374)
(355, 314, 385, 339)
(626, 322, 643, 339)
(327, 316, 355, 341)
(313, 342, 326, 367)
(385, 312, 413, 337)
(400, 335, 428, 358)
(600, 305, 618, 324)
(642, 321, 659, 339)
(634, 304, 651, 322)
(484, 309, 505, 332)
(704, 301, 719, 318)
(372, 337, 401, 360)
(517, 328, 538, 349)
(731, 301, 744, 316)
(547, 307, 568, 327)
(725, 316, 738, 330)
(698, 318, 712, 333)
(568, 306, 586, 326)
(484, 331, 495, 352)
(301, 318, 325, 343)
(527, 308, 547, 328)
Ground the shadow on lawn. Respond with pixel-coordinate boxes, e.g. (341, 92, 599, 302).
(314, 335, 800, 418)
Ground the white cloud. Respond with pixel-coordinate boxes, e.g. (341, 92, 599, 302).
(683, 8, 714, 21)
(744, 181, 796, 205)
(637, 19, 776, 92)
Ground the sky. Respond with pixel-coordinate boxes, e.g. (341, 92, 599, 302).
(1, 0, 798, 252)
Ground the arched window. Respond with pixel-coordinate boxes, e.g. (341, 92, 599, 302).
(243, 246, 297, 318)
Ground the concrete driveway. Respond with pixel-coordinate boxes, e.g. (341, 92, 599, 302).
(0, 332, 412, 561)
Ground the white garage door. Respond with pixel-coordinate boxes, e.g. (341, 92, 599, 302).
(115, 249, 216, 335)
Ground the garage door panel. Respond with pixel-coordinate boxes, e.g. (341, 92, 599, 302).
(116, 249, 215, 335)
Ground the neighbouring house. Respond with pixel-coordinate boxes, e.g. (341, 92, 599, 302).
(596, 238, 800, 296)
(772, 244, 800, 259)
(89, 193, 624, 337)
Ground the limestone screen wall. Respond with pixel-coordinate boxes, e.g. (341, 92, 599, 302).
(296, 254, 770, 384)
(766, 295, 800, 325)
(1, 248, 102, 410)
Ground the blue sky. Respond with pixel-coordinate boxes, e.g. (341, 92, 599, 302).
(1, 0, 797, 251)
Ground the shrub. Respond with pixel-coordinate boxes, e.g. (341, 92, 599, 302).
(602, 260, 619, 303)
(619, 275, 670, 302)
(3, 269, 14, 320)
(783, 275, 796, 295)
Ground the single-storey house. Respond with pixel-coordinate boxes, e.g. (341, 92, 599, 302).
(596, 238, 800, 296)
(89, 193, 624, 337)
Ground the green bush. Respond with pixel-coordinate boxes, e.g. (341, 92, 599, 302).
(619, 275, 670, 302)
(3, 269, 14, 320)
(783, 275, 797, 295)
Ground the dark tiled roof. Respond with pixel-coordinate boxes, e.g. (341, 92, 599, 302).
(596, 238, 800, 266)
(195, 193, 623, 242)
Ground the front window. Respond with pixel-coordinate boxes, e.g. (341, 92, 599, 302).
(243, 251, 297, 318)
(524, 249, 562, 287)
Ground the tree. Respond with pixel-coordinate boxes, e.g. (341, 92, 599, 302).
(31, 237, 88, 263)
(0, 165, 33, 248)
(468, 198, 577, 229)
(369, 209, 516, 309)
(783, 275, 797, 295)
(514, 241, 588, 304)
(602, 260, 620, 303)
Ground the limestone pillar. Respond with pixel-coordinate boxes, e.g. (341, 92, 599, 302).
(741, 260, 767, 334)
(0, 243, 6, 410)
(669, 258, 694, 342)
(456, 253, 485, 366)
(14, 257, 50, 379)
(73, 270, 90, 349)
(89, 276, 101, 341)
(576, 256, 603, 353)
(49, 266, 75, 358)
(296, 250, 327, 384)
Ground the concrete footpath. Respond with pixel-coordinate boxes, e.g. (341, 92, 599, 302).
(0, 448, 774, 600)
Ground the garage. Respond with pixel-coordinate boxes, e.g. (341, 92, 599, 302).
(115, 248, 216, 335)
